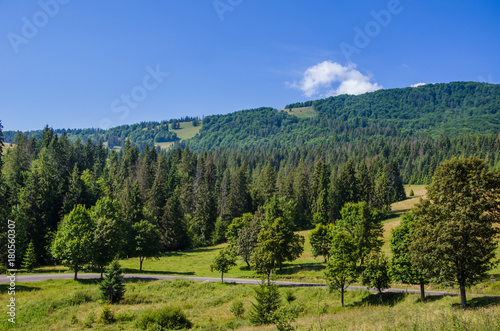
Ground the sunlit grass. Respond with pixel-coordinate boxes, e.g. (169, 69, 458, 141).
(280, 106, 316, 119)
(2, 278, 500, 330)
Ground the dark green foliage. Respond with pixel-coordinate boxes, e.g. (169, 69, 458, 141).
(362, 252, 391, 303)
(409, 188, 414, 196)
(335, 202, 383, 268)
(410, 156, 500, 307)
(249, 281, 281, 325)
(99, 260, 125, 304)
(136, 306, 192, 330)
(3, 82, 500, 274)
(22, 241, 37, 272)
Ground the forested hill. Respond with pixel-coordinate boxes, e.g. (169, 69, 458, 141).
(4, 82, 500, 150)
(187, 82, 500, 150)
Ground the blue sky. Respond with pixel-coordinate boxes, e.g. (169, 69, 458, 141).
(1, 0, 499, 131)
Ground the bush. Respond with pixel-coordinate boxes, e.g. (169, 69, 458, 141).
(230, 300, 245, 318)
(83, 312, 95, 328)
(136, 306, 192, 330)
(70, 314, 78, 325)
(98, 305, 114, 324)
(409, 188, 414, 196)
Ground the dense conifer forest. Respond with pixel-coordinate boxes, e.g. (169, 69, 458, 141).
(1, 81, 499, 271)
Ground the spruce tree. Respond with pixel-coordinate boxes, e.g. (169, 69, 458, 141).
(22, 241, 37, 272)
(249, 281, 281, 325)
(99, 260, 125, 304)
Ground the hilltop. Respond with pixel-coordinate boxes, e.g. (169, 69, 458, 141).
(4, 82, 500, 151)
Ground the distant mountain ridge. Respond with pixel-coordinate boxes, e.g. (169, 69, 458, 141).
(4, 82, 500, 149)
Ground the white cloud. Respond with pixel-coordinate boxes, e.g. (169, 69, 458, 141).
(289, 61, 382, 97)
(411, 82, 427, 87)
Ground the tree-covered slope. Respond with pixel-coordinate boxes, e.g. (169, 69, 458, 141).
(188, 82, 500, 150)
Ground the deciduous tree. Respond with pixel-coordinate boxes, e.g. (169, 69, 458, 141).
(410, 156, 500, 307)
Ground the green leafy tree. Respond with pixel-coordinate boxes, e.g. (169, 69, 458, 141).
(249, 281, 281, 325)
(362, 252, 391, 303)
(335, 202, 383, 268)
(410, 156, 500, 307)
(89, 198, 123, 278)
(390, 211, 428, 302)
(210, 247, 237, 282)
(99, 260, 125, 304)
(236, 217, 260, 268)
(324, 230, 358, 307)
(51, 205, 94, 280)
(309, 223, 334, 262)
(22, 241, 37, 272)
(132, 220, 162, 271)
(254, 217, 304, 274)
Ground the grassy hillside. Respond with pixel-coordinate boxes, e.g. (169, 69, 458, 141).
(27, 185, 500, 296)
(280, 106, 316, 119)
(2, 275, 500, 330)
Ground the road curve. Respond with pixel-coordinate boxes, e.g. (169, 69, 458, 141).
(2, 273, 499, 298)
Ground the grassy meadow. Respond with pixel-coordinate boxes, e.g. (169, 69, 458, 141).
(280, 106, 317, 119)
(4, 184, 500, 329)
(153, 121, 202, 150)
(2, 276, 500, 330)
(23, 184, 500, 293)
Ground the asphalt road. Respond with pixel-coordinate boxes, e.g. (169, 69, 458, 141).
(4, 273, 495, 297)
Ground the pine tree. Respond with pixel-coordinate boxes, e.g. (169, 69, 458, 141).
(249, 281, 282, 325)
(22, 241, 37, 272)
(62, 164, 86, 216)
(99, 260, 125, 304)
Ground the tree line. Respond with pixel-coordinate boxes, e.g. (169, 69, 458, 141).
(0, 123, 406, 271)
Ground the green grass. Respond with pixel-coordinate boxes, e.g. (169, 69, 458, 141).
(171, 121, 202, 140)
(280, 106, 316, 119)
(154, 121, 202, 150)
(2, 278, 500, 330)
(24, 182, 500, 296)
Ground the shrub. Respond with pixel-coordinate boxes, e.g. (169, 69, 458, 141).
(83, 312, 95, 328)
(136, 306, 192, 330)
(70, 314, 78, 325)
(98, 305, 114, 324)
(409, 188, 414, 196)
(230, 300, 245, 318)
